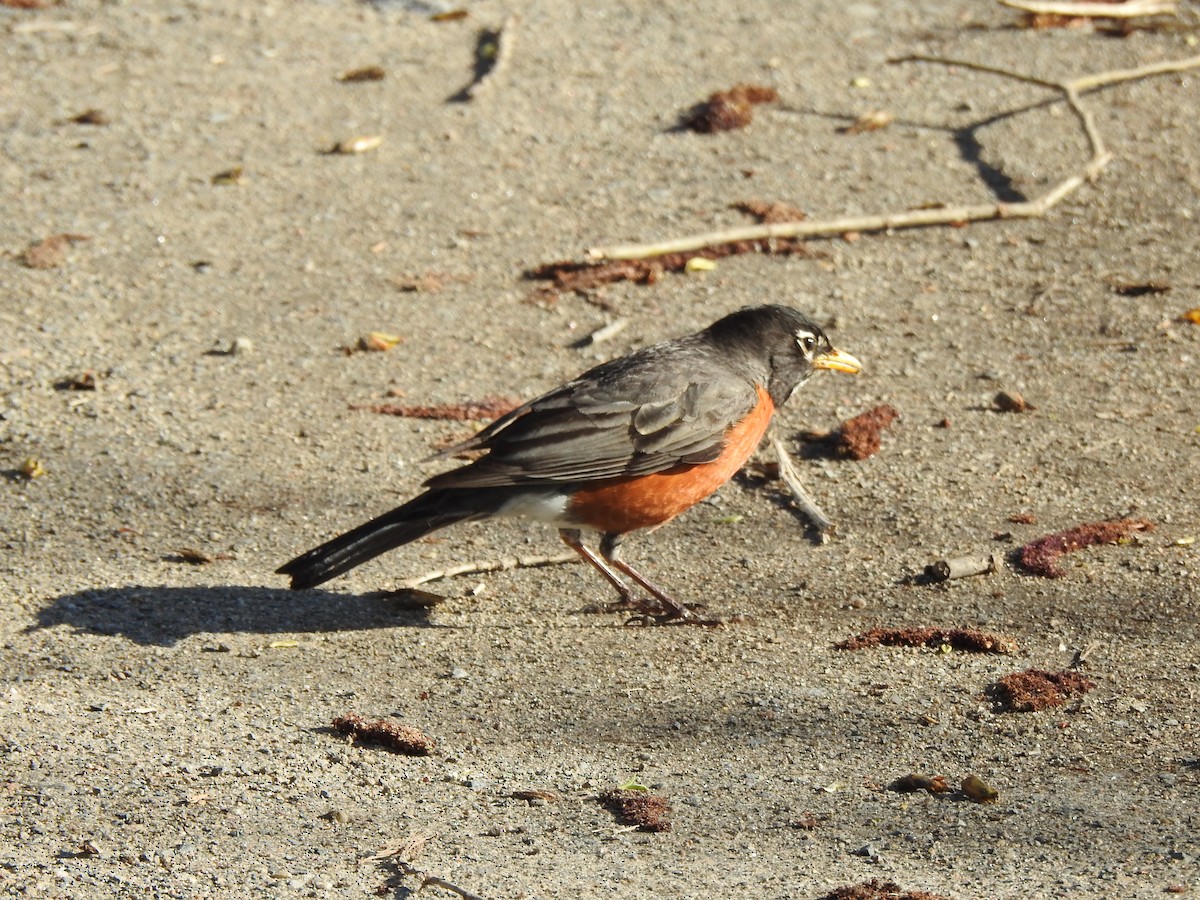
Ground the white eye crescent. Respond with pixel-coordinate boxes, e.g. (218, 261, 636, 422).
(797, 332, 817, 353)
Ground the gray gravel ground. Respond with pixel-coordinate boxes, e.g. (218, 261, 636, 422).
(2, 1, 1198, 897)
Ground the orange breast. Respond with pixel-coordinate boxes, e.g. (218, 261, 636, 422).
(567, 385, 775, 534)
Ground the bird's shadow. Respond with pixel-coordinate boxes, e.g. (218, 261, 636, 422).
(30, 584, 436, 646)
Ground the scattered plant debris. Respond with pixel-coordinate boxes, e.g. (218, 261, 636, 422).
(1008, 512, 1037, 525)
(681, 83, 779, 133)
(68, 108, 109, 125)
(801, 404, 899, 460)
(21, 233, 88, 269)
(994, 390, 1034, 412)
(329, 135, 383, 155)
(1112, 279, 1170, 296)
(167, 547, 234, 565)
(353, 396, 518, 422)
(343, 332, 403, 354)
(732, 199, 807, 223)
(338, 65, 386, 82)
(18, 457, 47, 479)
(527, 237, 817, 295)
(431, 9, 469, 22)
(0, 0, 54, 7)
(1018, 517, 1153, 577)
(989, 668, 1096, 712)
(1180, 307, 1200, 325)
(889, 773, 951, 794)
(510, 789, 560, 803)
(786, 812, 828, 830)
(960, 774, 999, 803)
(816, 880, 951, 900)
(211, 166, 244, 186)
(836, 626, 1018, 654)
(839, 109, 894, 134)
(55, 371, 97, 391)
(601, 787, 671, 832)
(332, 713, 434, 755)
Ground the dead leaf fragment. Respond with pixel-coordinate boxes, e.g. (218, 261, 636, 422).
(69, 108, 109, 125)
(839, 109, 894, 134)
(19, 457, 46, 479)
(960, 774, 999, 803)
(1180, 307, 1200, 325)
(337, 65, 386, 82)
(889, 773, 951, 794)
(21, 233, 88, 269)
(331, 135, 383, 155)
(733, 199, 807, 223)
(55, 371, 97, 391)
(358, 332, 403, 352)
(682, 83, 779, 133)
(211, 166, 244, 186)
(802, 405, 899, 460)
(994, 390, 1034, 412)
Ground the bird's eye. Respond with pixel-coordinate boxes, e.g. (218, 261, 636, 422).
(798, 332, 817, 353)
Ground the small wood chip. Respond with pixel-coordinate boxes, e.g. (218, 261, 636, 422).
(994, 390, 1035, 413)
(337, 65, 386, 82)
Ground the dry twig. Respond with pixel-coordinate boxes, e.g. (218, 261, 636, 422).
(402, 552, 579, 588)
(586, 55, 1200, 261)
(770, 435, 833, 535)
(998, 0, 1177, 17)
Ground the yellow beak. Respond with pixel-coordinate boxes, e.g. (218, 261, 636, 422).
(812, 347, 862, 375)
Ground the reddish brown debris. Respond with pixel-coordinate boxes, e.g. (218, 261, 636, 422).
(994, 390, 1034, 413)
(1018, 517, 1154, 578)
(836, 626, 1018, 655)
(21, 233, 89, 269)
(600, 789, 671, 832)
(834, 404, 899, 459)
(510, 789, 561, 803)
(352, 396, 520, 422)
(682, 84, 779, 133)
(0, 0, 55, 7)
(1008, 512, 1037, 525)
(527, 238, 815, 295)
(332, 713, 435, 755)
(990, 669, 1096, 713)
(816, 880, 951, 900)
(889, 773, 951, 794)
(732, 199, 807, 224)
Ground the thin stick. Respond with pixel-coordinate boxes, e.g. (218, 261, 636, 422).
(402, 551, 579, 588)
(997, 0, 1177, 17)
(771, 436, 834, 536)
(420, 873, 489, 900)
(586, 55, 1200, 261)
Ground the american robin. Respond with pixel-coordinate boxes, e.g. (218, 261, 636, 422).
(277, 305, 861, 623)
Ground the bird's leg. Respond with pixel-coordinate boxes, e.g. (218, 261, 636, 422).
(597, 533, 722, 626)
(558, 529, 645, 611)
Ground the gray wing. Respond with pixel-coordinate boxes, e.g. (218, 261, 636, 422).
(424, 352, 760, 490)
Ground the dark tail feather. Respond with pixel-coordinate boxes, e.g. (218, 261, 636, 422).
(276, 491, 484, 590)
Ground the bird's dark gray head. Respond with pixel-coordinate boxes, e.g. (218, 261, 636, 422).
(705, 305, 862, 406)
